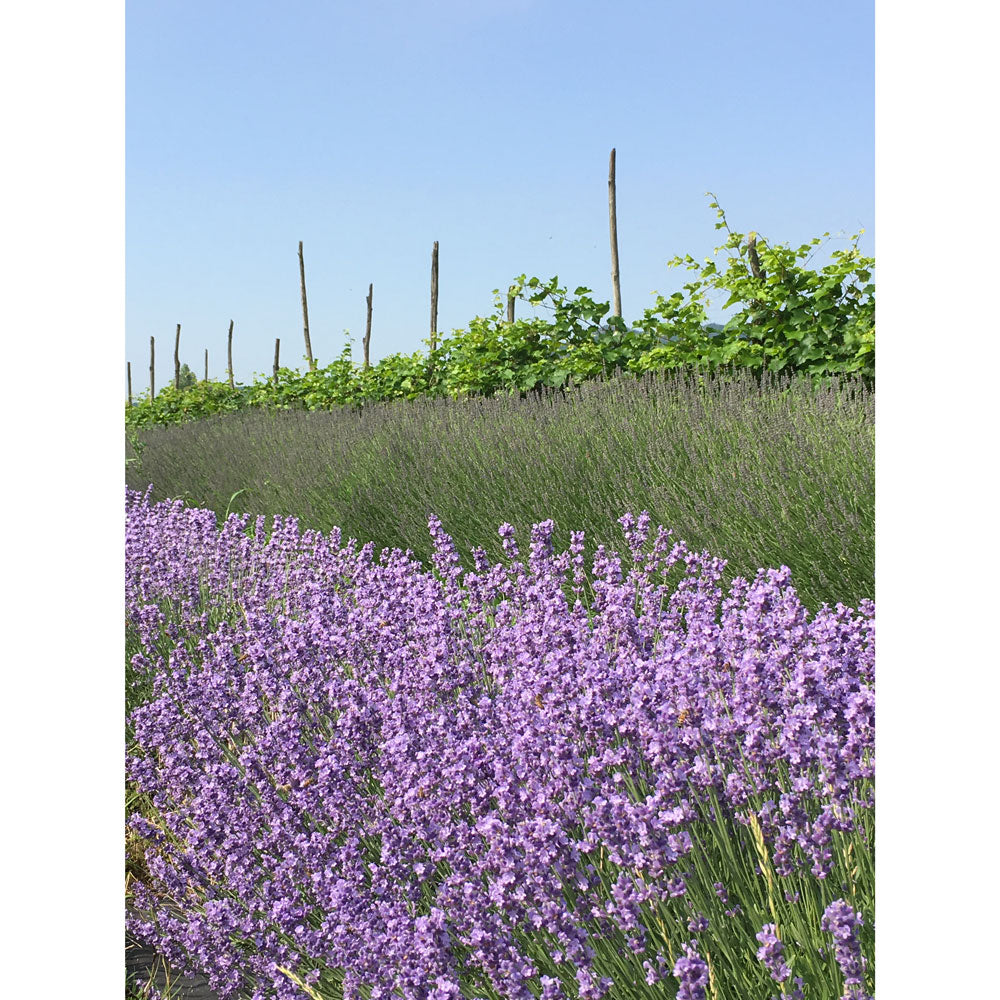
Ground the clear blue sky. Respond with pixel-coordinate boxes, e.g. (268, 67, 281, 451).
(126, 0, 873, 390)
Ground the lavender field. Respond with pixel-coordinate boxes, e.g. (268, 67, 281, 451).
(125, 483, 874, 999)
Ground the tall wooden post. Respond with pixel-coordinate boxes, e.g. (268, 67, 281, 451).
(507, 288, 515, 324)
(298, 241, 315, 371)
(227, 319, 235, 388)
(608, 148, 622, 319)
(204, 348, 208, 382)
(746, 233, 766, 281)
(127, 361, 133, 407)
(363, 283, 373, 370)
(174, 323, 181, 390)
(746, 233, 767, 329)
(149, 336, 155, 399)
(273, 338, 280, 381)
(430, 241, 439, 353)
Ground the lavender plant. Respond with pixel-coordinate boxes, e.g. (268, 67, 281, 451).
(125, 367, 873, 612)
(126, 490, 874, 999)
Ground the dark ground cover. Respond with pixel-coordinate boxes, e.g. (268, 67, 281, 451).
(127, 931, 218, 999)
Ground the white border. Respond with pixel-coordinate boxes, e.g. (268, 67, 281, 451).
(877, 1, 998, 995)
(2, 1, 125, 992)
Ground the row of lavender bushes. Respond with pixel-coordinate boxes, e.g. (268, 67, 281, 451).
(126, 488, 874, 1000)
(126, 367, 874, 614)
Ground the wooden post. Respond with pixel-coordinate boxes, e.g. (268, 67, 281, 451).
(227, 319, 235, 388)
(149, 336, 155, 398)
(204, 348, 208, 382)
(430, 240, 439, 352)
(746, 233, 767, 329)
(298, 241, 315, 371)
(127, 361, 133, 407)
(273, 338, 280, 381)
(507, 287, 515, 324)
(608, 148, 622, 318)
(746, 233, 766, 281)
(363, 283, 373, 370)
(174, 323, 181, 390)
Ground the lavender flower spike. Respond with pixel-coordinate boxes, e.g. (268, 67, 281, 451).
(821, 899, 872, 1000)
(755, 923, 791, 983)
(673, 940, 710, 1000)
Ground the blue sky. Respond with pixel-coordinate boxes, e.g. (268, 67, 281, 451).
(126, 0, 873, 389)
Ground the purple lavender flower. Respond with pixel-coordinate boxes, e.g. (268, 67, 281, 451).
(785, 977, 806, 1000)
(125, 492, 874, 998)
(821, 899, 871, 1000)
(673, 940, 710, 1000)
(755, 923, 791, 983)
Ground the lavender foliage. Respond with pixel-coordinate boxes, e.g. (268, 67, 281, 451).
(125, 367, 874, 612)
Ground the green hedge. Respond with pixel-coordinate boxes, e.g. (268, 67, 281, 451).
(127, 202, 873, 429)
